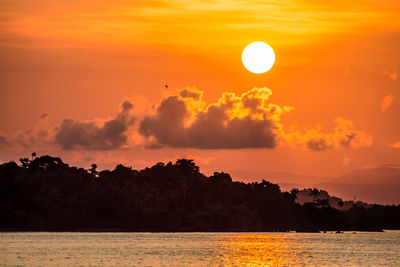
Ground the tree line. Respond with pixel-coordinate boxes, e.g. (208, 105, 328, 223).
(1, 154, 399, 232)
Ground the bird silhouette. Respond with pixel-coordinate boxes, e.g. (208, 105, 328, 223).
(164, 84, 168, 89)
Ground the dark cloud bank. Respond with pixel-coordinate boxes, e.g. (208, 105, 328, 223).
(54, 101, 135, 150)
(139, 89, 278, 149)
(7, 87, 371, 152)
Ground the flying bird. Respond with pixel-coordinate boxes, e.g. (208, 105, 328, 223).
(164, 84, 168, 89)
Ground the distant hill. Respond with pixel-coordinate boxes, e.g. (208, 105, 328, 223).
(319, 164, 400, 205)
(230, 164, 400, 205)
(331, 164, 400, 184)
(295, 188, 372, 211)
(316, 183, 400, 205)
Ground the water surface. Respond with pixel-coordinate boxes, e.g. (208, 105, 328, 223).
(1, 231, 399, 266)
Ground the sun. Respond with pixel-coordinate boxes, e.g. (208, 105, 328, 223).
(242, 42, 275, 74)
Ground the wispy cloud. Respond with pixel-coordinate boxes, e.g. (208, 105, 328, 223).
(342, 157, 351, 166)
(381, 94, 394, 112)
(393, 141, 400, 149)
(284, 117, 373, 151)
(1, 0, 400, 51)
(0, 135, 8, 147)
(383, 67, 398, 80)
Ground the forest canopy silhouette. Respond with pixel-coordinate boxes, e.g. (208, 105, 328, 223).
(1, 155, 399, 232)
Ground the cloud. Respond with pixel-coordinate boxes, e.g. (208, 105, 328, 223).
(363, 162, 400, 170)
(383, 67, 398, 80)
(13, 115, 53, 148)
(0, 135, 8, 147)
(381, 94, 394, 112)
(54, 100, 135, 150)
(393, 141, 400, 149)
(139, 87, 292, 149)
(284, 117, 373, 151)
(1, 99, 140, 151)
(179, 88, 202, 100)
(139, 87, 372, 151)
(342, 157, 351, 166)
(2, 87, 373, 152)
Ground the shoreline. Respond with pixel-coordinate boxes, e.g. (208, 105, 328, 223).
(0, 228, 389, 233)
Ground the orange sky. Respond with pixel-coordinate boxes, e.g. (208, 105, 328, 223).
(1, 0, 400, 189)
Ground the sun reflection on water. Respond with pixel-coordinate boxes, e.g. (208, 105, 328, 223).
(1, 232, 399, 266)
(218, 234, 298, 266)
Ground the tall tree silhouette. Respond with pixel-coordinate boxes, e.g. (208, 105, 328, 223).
(290, 188, 299, 202)
(309, 188, 320, 203)
(90, 164, 98, 176)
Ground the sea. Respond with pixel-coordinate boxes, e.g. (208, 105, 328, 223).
(1, 231, 399, 266)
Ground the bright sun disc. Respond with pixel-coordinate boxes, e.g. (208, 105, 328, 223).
(242, 42, 275, 74)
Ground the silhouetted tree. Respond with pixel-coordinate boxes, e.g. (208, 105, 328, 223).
(310, 188, 320, 203)
(290, 188, 299, 202)
(175, 159, 199, 176)
(0, 155, 399, 232)
(19, 158, 29, 168)
(90, 164, 98, 176)
(317, 199, 330, 208)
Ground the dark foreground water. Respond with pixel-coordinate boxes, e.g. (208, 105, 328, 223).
(1, 231, 399, 266)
